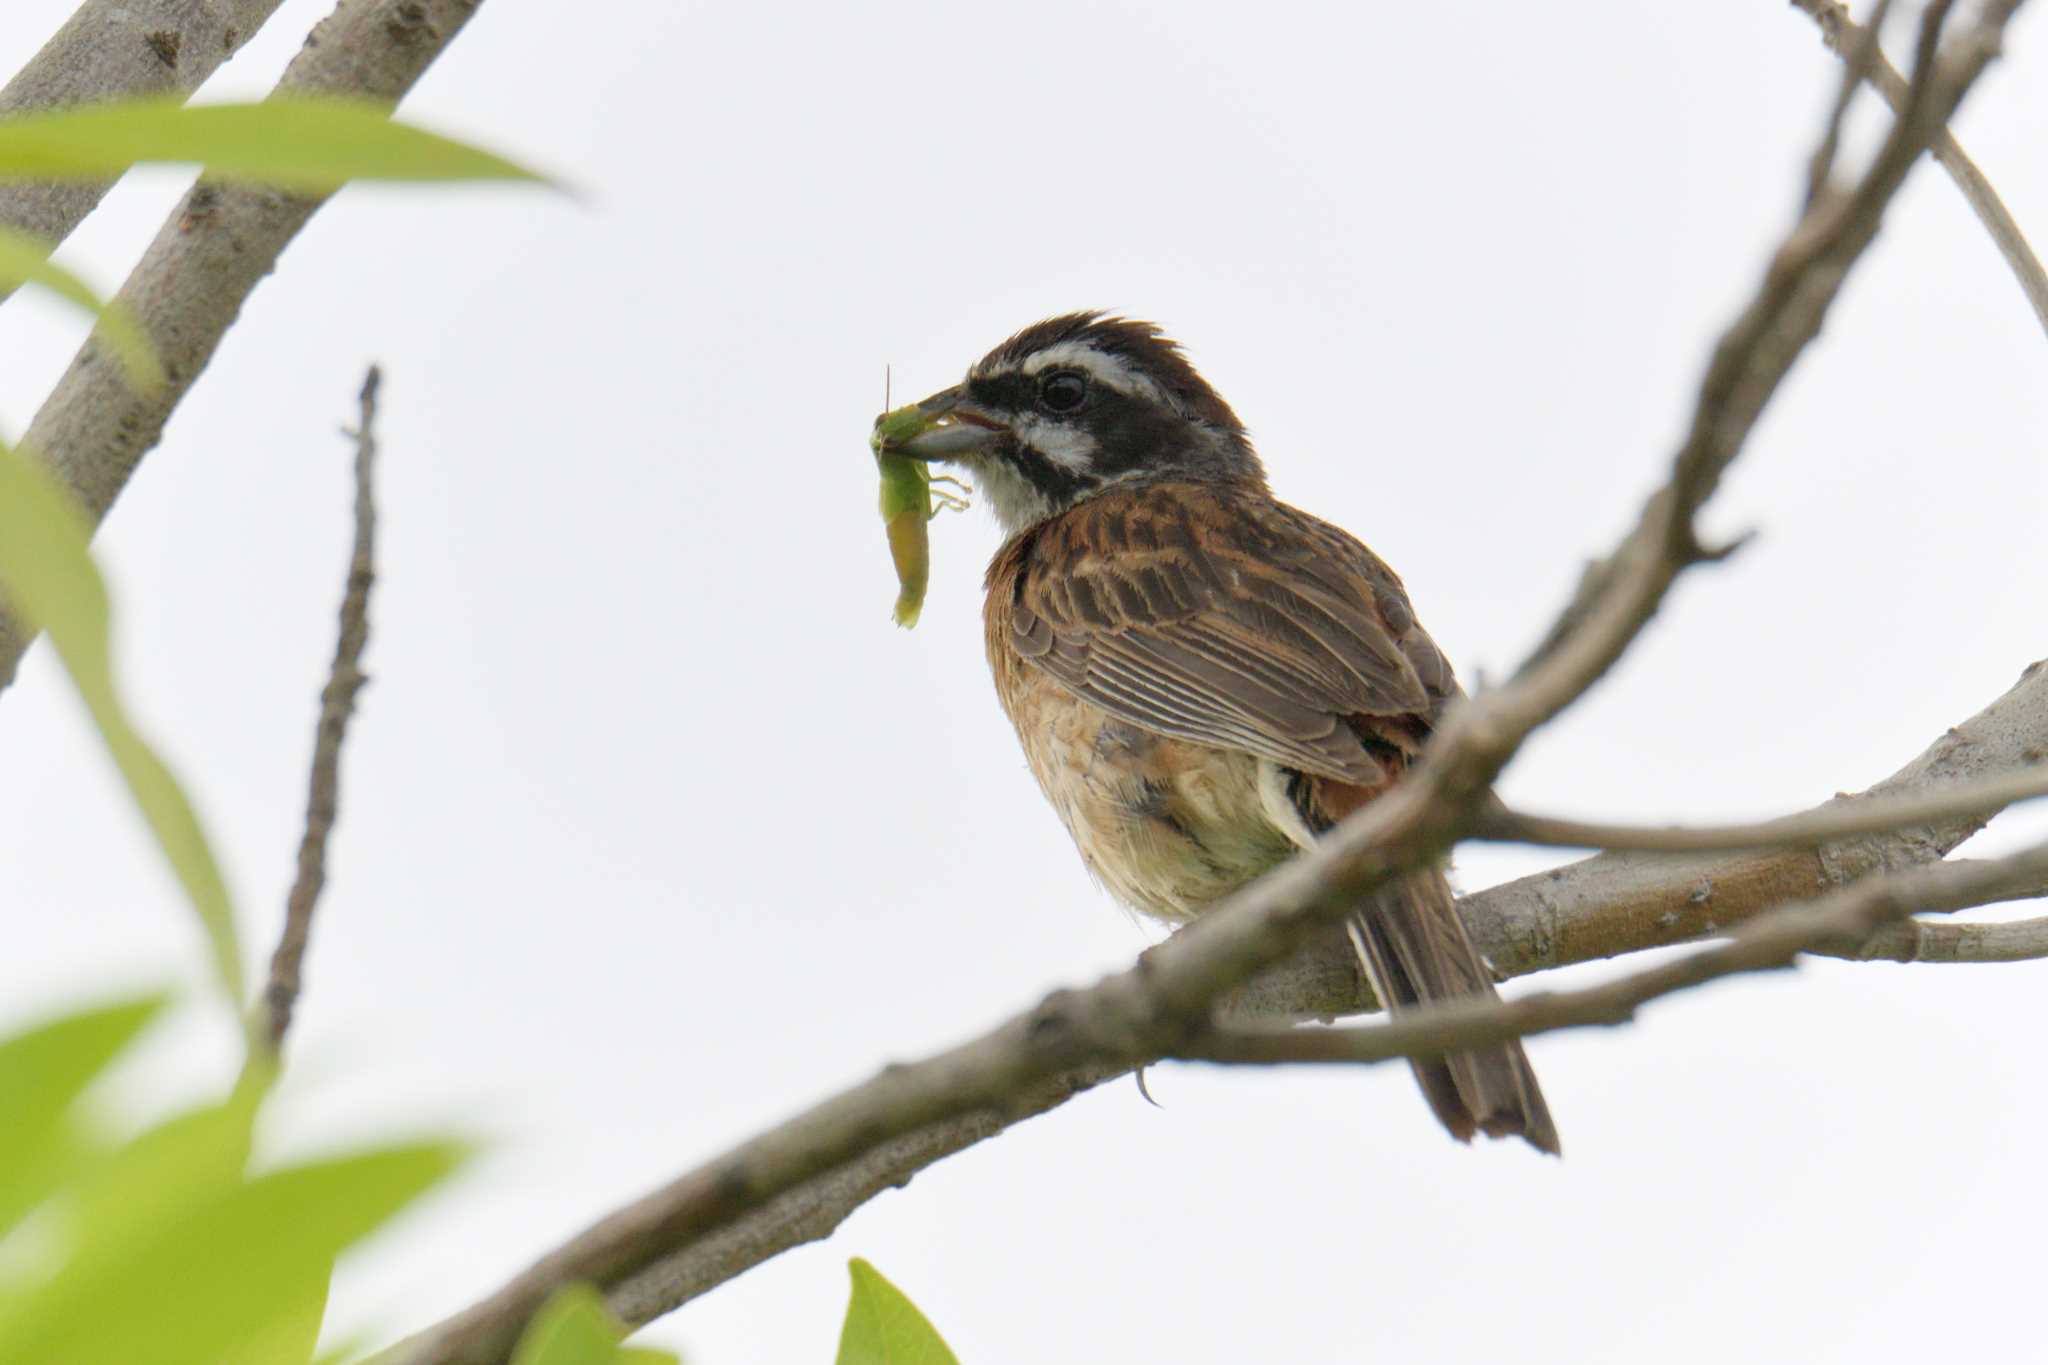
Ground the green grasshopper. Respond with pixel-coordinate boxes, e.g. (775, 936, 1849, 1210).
(870, 402, 970, 628)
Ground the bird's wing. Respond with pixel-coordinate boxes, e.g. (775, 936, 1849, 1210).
(995, 481, 1458, 786)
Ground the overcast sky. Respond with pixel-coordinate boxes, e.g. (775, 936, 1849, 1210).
(4, 2, 2047, 1362)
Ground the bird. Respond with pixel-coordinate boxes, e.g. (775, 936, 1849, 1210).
(887, 312, 1558, 1154)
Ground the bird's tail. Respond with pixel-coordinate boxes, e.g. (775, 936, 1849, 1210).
(1348, 867, 1560, 1155)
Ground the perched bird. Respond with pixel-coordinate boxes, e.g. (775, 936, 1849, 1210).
(891, 313, 1557, 1154)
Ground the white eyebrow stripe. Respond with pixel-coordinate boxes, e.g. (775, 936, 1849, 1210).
(976, 341, 1172, 407)
(1022, 342, 1167, 402)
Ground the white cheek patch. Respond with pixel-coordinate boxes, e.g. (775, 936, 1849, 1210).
(961, 452, 1058, 536)
(1010, 414, 1098, 472)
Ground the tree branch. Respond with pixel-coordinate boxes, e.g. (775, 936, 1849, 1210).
(261, 366, 381, 1052)
(381, 10, 2023, 1360)
(1472, 762, 2048, 854)
(0, 0, 487, 693)
(0, 0, 287, 268)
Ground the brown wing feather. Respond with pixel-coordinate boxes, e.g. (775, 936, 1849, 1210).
(991, 481, 1456, 783)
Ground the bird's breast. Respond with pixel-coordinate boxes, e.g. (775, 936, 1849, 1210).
(984, 580, 1295, 923)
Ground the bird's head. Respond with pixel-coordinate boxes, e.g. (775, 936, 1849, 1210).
(892, 312, 1266, 535)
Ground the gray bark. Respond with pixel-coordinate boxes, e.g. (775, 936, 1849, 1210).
(0, 0, 288, 259)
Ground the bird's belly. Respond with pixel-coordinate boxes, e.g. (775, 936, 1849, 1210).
(1002, 674, 1296, 923)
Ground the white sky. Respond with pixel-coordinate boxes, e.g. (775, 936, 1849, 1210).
(4, 2, 2048, 1362)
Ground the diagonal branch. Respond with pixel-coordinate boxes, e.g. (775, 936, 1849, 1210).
(0, 0, 288, 269)
(261, 366, 382, 1052)
(0, 0, 489, 694)
(381, 9, 2023, 1360)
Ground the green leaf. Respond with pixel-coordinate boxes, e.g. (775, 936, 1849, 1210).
(0, 226, 161, 390)
(836, 1260, 960, 1365)
(0, 96, 551, 192)
(509, 1287, 680, 1365)
(0, 994, 166, 1231)
(0, 1140, 466, 1365)
(218, 1265, 329, 1365)
(65, 1090, 261, 1254)
(0, 437, 242, 1003)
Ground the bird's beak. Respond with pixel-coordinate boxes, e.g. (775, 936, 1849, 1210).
(891, 385, 1003, 462)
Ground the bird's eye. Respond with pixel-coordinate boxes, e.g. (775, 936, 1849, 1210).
(1037, 371, 1089, 415)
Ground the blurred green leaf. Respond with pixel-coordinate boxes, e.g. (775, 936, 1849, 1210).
(0, 994, 165, 1231)
(0, 226, 161, 390)
(0, 96, 551, 192)
(510, 1286, 680, 1365)
(66, 1089, 260, 1252)
(0, 1140, 466, 1365)
(836, 1259, 959, 1365)
(219, 1265, 329, 1365)
(0, 1116, 99, 1242)
(0, 437, 242, 1003)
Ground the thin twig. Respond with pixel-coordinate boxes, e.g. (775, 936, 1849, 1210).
(262, 367, 381, 1052)
(1834, 905, 2048, 962)
(1473, 763, 2048, 854)
(379, 12, 2023, 1360)
(1793, 0, 2048, 338)
(1182, 843, 2048, 1067)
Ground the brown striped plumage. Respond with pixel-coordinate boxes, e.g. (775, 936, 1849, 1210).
(894, 313, 1558, 1154)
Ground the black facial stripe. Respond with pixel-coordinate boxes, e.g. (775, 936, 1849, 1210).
(970, 372, 1103, 502)
(998, 435, 1096, 504)
(989, 385, 1186, 502)
(968, 373, 1032, 412)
